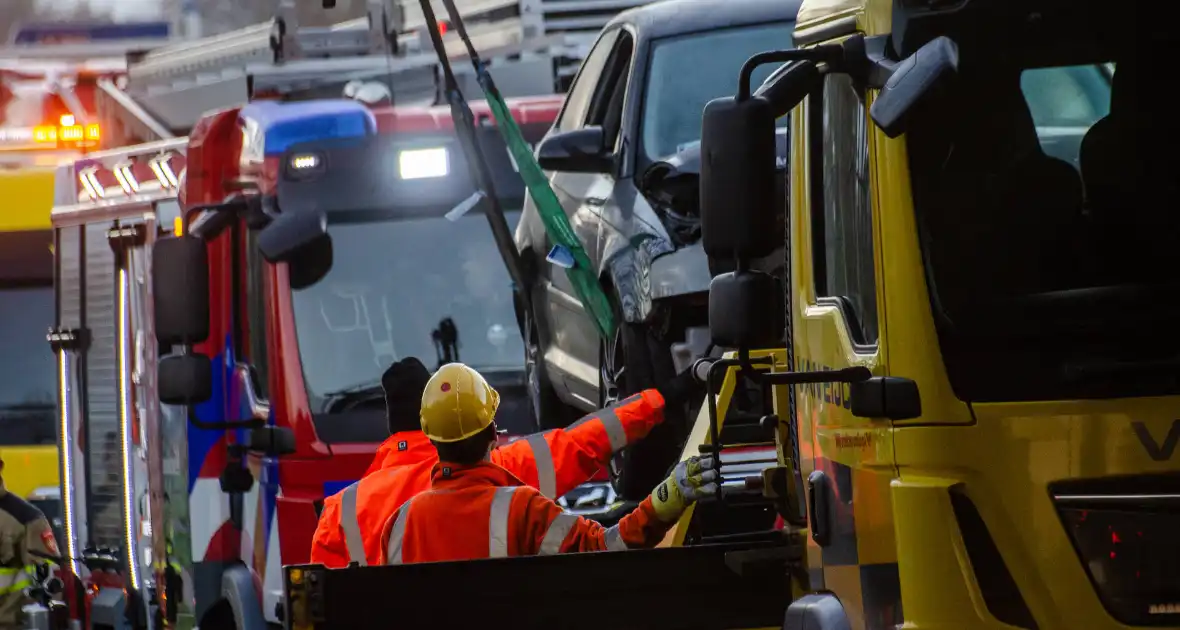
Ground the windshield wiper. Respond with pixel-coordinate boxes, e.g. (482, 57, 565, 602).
(320, 380, 385, 414)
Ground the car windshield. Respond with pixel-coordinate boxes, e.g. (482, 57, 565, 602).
(291, 210, 524, 411)
(0, 286, 56, 446)
(905, 57, 1178, 401)
(640, 21, 794, 162)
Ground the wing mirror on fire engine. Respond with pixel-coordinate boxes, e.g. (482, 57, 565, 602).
(158, 354, 213, 406)
(257, 210, 333, 289)
(152, 235, 210, 347)
(537, 127, 612, 174)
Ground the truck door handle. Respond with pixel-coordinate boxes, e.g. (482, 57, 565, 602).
(586, 197, 606, 207)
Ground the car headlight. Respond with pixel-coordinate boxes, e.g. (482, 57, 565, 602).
(398, 147, 448, 179)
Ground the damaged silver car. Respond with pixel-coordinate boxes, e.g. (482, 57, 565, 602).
(514, 0, 797, 498)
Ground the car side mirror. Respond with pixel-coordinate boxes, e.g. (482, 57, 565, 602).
(869, 36, 958, 138)
(700, 60, 819, 261)
(537, 127, 612, 173)
(152, 235, 210, 346)
(158, 354, 212, 406)
(257, 210, 333, 289)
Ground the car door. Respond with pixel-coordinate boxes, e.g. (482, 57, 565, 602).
(534, 27, 633, 408)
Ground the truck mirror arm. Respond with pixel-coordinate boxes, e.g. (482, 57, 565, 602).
(186, 407, 265, 432)
(699, 351, 872, 505)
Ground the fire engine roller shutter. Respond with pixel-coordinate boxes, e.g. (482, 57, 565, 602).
(82, 221, 124, 549)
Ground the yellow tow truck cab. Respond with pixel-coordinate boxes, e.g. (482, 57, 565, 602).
(693, 0, 1173, 628)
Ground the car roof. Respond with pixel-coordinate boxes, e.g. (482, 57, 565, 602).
(610, 0, 802, 41)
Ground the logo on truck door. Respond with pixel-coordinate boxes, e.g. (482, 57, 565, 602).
(1132, 419, 1180, 461)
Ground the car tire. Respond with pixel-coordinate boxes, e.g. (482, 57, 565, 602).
(602, 299, 689, 501)
(524, 303, 572, 431)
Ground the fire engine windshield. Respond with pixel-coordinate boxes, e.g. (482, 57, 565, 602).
(904, 50, 1176, 402)
(291, 209, 525, 411)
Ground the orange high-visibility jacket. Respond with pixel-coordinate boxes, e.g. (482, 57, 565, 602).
(310, 391, 667, 567)
(377, 460, 670, 564)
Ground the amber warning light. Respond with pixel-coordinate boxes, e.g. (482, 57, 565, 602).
(33, 114, 100, 148)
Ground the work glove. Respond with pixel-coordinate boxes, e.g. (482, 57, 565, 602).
(655, 364, 706, 408)
(650, 455, 719, 523)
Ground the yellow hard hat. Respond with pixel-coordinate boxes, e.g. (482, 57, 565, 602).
(420, 363, 500, 443)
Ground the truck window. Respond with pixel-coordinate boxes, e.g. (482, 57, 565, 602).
(244, 229, 269, 399)
(1021, 64, 1111, 169)
(905, 62, 1174, 401)
(639, 21, 795, 163)
(554, 29, 620, 133)
(810, 73, 877, 347)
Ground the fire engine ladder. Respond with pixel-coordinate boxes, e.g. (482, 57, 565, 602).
(100, 0, 661, 145)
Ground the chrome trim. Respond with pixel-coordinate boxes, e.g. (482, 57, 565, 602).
(136, 218, 168, 593)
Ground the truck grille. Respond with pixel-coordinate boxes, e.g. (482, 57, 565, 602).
(1052, 474, 1180, 627)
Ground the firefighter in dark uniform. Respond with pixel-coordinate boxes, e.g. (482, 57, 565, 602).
(0, 455, 59, 630)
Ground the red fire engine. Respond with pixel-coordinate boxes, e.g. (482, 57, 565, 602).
(49, 93, 605, 629)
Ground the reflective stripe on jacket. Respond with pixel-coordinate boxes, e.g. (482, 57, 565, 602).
(0, 567, 30, 595)
(310, 390, 667, 568)
(378, 461, 671, 564)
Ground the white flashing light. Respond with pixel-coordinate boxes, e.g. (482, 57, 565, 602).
(290, 153, 319, 170)
(398, 147, 449, 179)
(113, 162, 140, 195)
(149, 154, 179, 189)
(79, 166, 104, 200)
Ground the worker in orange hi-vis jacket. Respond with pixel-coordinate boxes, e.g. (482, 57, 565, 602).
(311, 357, 704, 567)
(375, 363, 717, 564)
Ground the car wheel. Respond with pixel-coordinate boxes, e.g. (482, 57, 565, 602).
(524, 305, 571, 431)
(601, 300, 688, 501)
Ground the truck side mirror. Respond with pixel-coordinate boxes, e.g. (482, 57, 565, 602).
(158, 354, 212, 406)
(257, 210, 333, 289)
(536, 127, 612, 174)
(869, 36, 958, 138)
(152, 235, 209, 346)
(700, 60, 819, 261)
(708, 271, 784, 349)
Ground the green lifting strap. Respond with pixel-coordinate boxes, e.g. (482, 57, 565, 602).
(418, 0, 618, 341)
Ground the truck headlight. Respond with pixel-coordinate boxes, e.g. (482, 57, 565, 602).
(399, 147, 448, 179)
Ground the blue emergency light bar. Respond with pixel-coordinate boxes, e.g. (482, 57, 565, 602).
(12, 21, 171, 45)
(239, 100, 377, 157)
